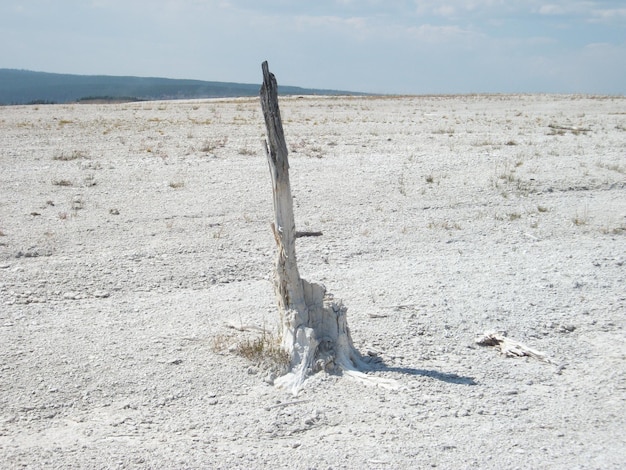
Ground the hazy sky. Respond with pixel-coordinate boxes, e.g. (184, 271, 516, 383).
(2, 1, 625, 94)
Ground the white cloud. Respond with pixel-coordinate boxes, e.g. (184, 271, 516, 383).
(535, 1, 626, 20)
(414, 0, 509, 16)
(292, 14, 368, 30)
(589, 7, 626, 23)
(538, 4, 566, 15)
(434, 5, 456, 17)
(405, 23, 479, 43)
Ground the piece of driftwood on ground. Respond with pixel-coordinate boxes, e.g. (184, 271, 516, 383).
(475, 330, 556, 364)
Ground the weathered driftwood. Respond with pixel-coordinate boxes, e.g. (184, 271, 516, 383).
(260, 61, 396, 393)
(475, 330, 556, 364)
(547, 123, 591, 134)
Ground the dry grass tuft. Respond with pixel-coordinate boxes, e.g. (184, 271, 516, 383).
(238, 147, 256, 156)
(596, 161, 626, 175)
(53, 150, 88, 161)
(572, 206, 589, 226)
(211, 334, 235, 354)
(235, 333, 289, 367)
(212, 331, 290, 373)
(201, 136, 228, 153)
(428, 220, 461, 230)
(600, 225, 626, 235)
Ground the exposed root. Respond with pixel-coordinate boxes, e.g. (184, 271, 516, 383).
(275, 282, 399, 395)
(274, 342, 399, 394)
(336, 354, 400, 391)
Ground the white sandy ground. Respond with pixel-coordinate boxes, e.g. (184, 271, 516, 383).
(0, 95, 625, 469)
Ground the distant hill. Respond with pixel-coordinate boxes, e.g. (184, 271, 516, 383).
(0, 69, 362, 105)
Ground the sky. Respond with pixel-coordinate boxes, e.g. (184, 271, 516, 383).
(1, 0, 625, 94)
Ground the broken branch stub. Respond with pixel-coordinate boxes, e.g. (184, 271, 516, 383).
(260, 61, 397, 393)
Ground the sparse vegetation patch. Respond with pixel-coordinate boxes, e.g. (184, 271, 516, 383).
(201, 136, 228, 153)
(212, 331, 289, 374)
(53, 150, 88, 161)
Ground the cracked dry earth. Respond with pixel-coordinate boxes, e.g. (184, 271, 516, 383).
(1, 94, 625, 469)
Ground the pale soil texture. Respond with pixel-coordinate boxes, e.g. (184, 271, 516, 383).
(1, 95, 625, 469)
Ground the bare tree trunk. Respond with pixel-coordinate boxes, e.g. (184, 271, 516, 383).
(260, 61, 396, 393)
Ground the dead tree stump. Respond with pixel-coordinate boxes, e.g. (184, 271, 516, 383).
(260, 61, 396, 393)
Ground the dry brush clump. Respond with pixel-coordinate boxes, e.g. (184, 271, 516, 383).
(201, 136, 228, 153)
(238, 147, 256, 156)
(211, 330, 290, 375)
(572, 206, 589, 226)
(235, 333, 290, 371)
(600, 224, 626, 235)
(492, 159, 533, 197)
(53, 149, 88, 161)
(427, 219, 462, 230)
(596, 161, 626, 175)
(289, 138, 324, 158)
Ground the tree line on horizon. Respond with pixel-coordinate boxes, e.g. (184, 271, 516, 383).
(0, 69, 358, 105)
